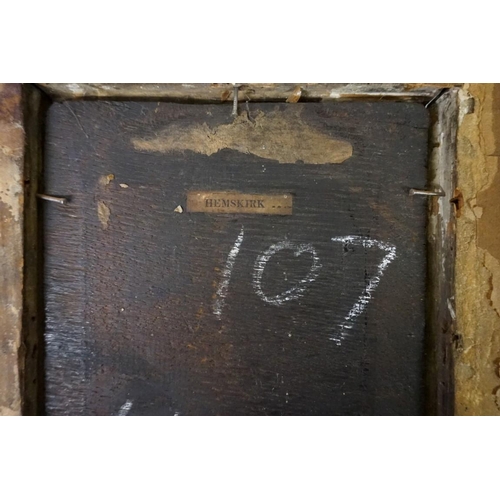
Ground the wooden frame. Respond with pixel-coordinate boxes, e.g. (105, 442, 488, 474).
(0, 83, 459, 415)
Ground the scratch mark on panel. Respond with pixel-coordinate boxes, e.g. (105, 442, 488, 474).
(63, 102, 89, 139)
(213, 226, 244, 319)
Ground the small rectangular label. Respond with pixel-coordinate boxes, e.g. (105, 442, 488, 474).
(187, 191, 293, 215)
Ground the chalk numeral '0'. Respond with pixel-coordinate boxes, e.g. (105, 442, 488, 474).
(252, 240, 322, 305)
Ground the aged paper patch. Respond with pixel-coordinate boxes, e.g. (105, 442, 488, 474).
(187, 191, 293, 215)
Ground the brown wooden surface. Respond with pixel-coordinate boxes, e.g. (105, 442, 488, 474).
(0, 84, 24, 415)
(37, 83, 457, 102)
(44, 100, 430, 415)
(425, 90, 458, 415)
(20, 85, 49, 415)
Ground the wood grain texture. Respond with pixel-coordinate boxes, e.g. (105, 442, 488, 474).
(44, 101, 430, 415)
(37, 83, 458, 102)
(425, 90, 458, 415)
(0, 83, 24, 416)
(20, 85, 49, 415)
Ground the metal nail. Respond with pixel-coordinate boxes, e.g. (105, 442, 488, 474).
(425, 88, 447, 108)
(37, 193, 67, 204)
(232, 83, 239, 117)
(409, 188, 445, 197)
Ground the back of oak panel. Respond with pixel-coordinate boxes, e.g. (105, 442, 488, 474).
(44, 101, 429, 415)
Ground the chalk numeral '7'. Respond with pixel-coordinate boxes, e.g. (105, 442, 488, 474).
(330, 236, 397, 345)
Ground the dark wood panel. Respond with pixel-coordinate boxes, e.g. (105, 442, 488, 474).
(44, 100, 429, 415)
